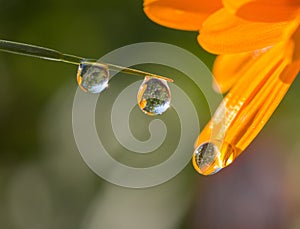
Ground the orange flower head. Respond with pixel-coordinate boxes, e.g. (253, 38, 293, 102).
(144, 0, 300, 175)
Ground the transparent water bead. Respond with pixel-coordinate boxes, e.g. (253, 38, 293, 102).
(137, 76, 171, 116)
(77, 60, 109, 94)
(193, 142, 236, 175)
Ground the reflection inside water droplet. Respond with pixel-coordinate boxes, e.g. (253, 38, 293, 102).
(137, 76, 171, 116)
(193, 141, 237, 175)
(77, 60, 109, 94)
(194, 142, 222, 175)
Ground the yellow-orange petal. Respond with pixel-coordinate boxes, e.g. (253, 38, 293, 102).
(223, 0, 300, 22)
(198, 9, 298, 54)
(144, 0, 158, 4)
(195, 41, 291, 147)
(212, 48, 270, 93)
(144, 0, 222, 31)
(291, 24, 300, 63)
(193, 41, 297, 175)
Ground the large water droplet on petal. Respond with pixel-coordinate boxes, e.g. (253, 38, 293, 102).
(137, 76, 171, 116)
(193, 141, 237, 175)
(77, 60, 109, 94)
(194, 142, 221, 175)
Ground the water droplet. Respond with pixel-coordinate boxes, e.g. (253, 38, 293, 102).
(193, 142, 222, 175)
(137, 76, 171, 116)
(77, 60, 109, 94)
(193, 141, 237, 175)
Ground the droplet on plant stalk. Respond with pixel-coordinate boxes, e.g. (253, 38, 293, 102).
(137, 76, 171, 116)
(77, 60, 109, 94)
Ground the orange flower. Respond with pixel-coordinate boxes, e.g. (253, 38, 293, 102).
(144, 0, 300, 175)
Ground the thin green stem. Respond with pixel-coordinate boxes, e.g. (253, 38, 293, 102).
(0, 39, 82, 64)
(0, 39, 173, 82)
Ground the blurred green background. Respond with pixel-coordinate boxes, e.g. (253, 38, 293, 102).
(1, 0, 300, 228)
